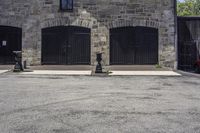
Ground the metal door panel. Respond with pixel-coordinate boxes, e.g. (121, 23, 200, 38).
(178, 18, 199, 71)
(0, 26, 22, 64)
(42, 26, 90, 65)
(68, 33, 90, 65)
(110, 26, 158, 65)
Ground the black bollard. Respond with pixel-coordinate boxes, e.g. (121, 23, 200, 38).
(23, 60, 27, 69)
(13, 51, 24, 72)
(95, 53, 103, 73)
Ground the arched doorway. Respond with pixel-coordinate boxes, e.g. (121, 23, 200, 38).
(0, 26, 22, 64)
(110, 26, 158, 65)
(42, 26, 91, 65)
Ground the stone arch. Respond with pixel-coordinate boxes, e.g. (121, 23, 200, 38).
(41, 17, 93, 29)
(41, 18, 70, 29)
(108, 19, 159, 29)
(0, 17, 22, 28)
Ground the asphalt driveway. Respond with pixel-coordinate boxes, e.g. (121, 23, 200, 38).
(0, 73, 200, 133)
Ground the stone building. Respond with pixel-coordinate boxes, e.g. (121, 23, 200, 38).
(0, 0, 177, 69)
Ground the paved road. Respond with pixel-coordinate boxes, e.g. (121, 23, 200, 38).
(0, 73, 200, 133)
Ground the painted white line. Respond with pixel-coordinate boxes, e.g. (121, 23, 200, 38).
(109, 71, 181, 76)
(0, 70, 8, 74)
(20, 70, 92, 75)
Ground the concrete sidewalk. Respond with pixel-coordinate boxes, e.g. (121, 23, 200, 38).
(0, 70, 8, 74)
(20, 70, 92, 76)
(18, 70, 181, 76)
(109, 71, 181, 76)
(0, 65, 181, 76)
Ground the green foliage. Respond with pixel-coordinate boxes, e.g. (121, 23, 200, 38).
(155, 64, 162, 69)
(177, 0, 200, 16)
(194, 0, 200, 15)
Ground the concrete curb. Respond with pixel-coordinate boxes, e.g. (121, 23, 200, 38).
(1, 70, 185, 77)
(19, 70, 92, 76)
(109, 71, 181, 76)
(175, 70, 200, 78)
(0, 70, 8, 74)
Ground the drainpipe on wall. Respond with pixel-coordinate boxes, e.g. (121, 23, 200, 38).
(174, 0, 178, 70)
(196, 40, 200, 59)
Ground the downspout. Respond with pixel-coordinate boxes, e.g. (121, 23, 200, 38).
(174, 0, 178, 70)
(196, 23, 200, 60)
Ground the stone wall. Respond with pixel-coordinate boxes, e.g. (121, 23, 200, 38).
(0, 0, 176, 68)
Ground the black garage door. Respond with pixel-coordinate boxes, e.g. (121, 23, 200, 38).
(0, 26, 22, 64)
(42, 26, 91, 65)
(110, 26, 158, 65)
(178, 17, 199, 71)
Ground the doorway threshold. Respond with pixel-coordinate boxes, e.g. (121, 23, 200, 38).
(0, 65, 13, 70)
(30, 65, 93, 70)
(109, 65, 170, 71)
